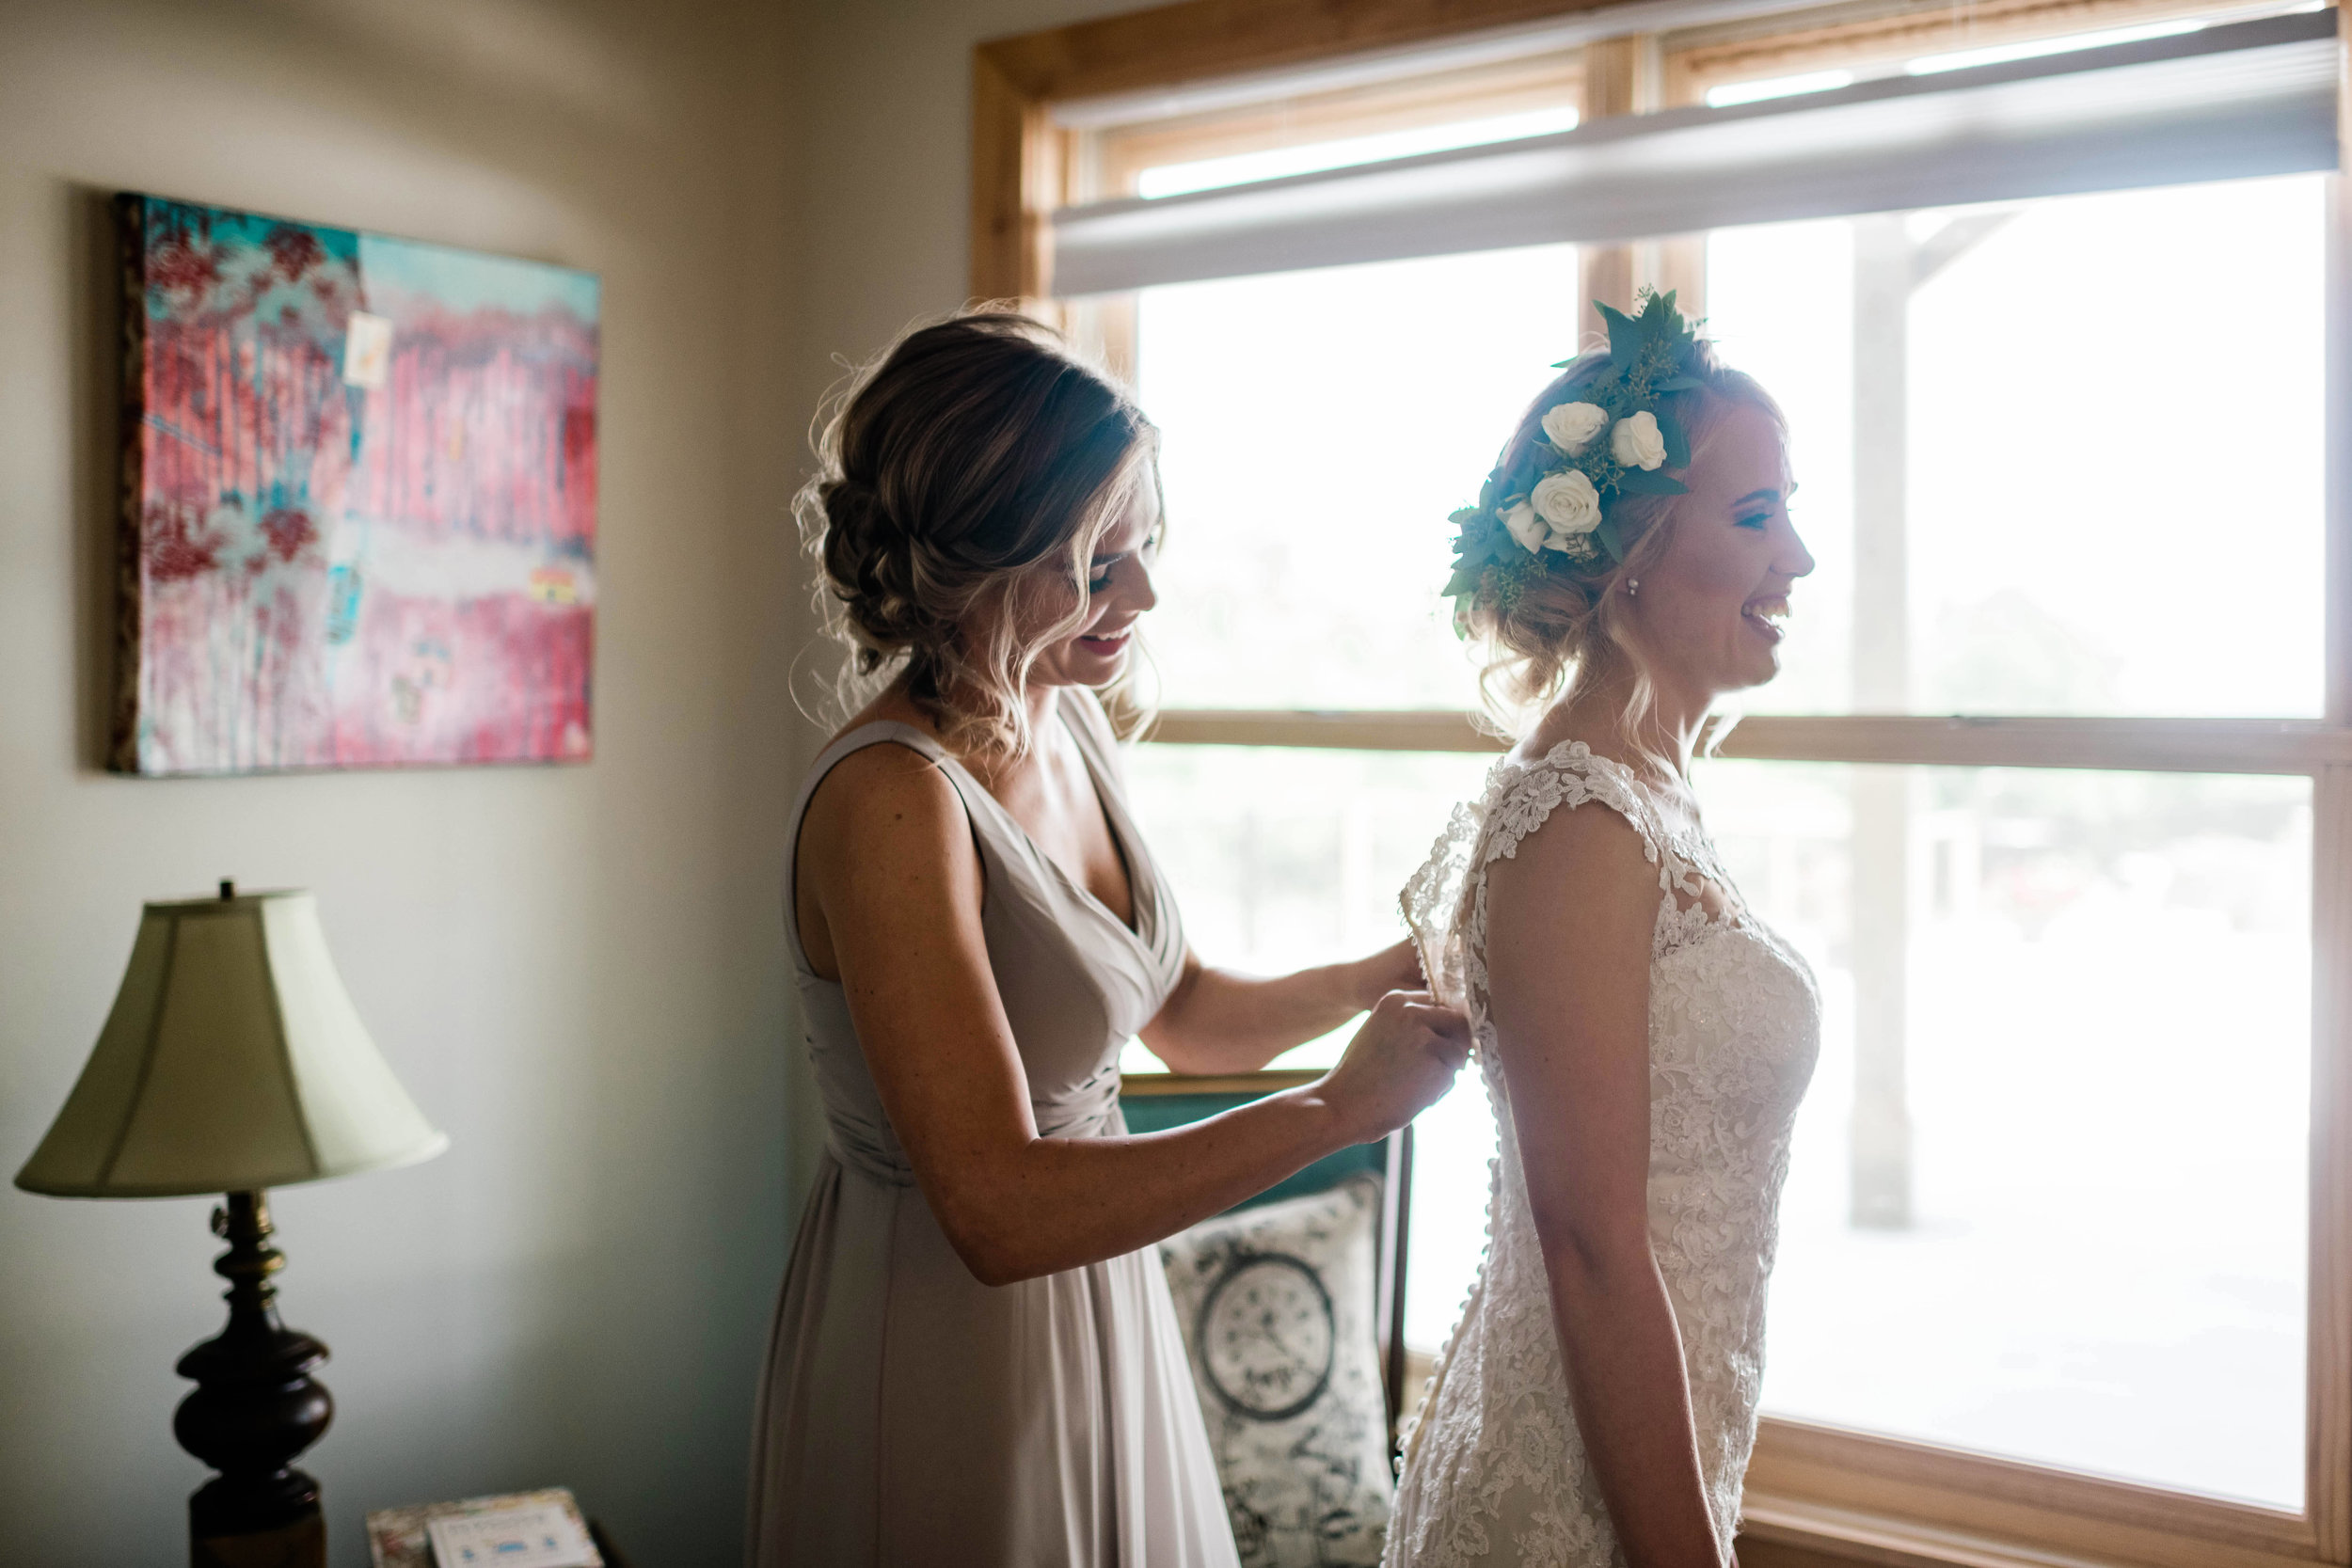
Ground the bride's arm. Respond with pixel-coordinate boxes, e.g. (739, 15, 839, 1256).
(1138, 940, 1423, 1075)
(1485, 801, 1731, 1568)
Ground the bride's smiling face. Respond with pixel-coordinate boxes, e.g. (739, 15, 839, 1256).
(1629, 400, 1815, 697)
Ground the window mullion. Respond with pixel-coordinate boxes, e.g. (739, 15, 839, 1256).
(2307, 763, 2352, 1560)
(2326, 159, 2352, 725)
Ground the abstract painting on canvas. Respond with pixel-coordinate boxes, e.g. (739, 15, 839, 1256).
(112, 194, 598, 775)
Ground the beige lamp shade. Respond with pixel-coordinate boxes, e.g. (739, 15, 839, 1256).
(15, 889, 448, 1197)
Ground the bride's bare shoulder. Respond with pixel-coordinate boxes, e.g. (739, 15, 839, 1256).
(1481, 797, 1660, 986)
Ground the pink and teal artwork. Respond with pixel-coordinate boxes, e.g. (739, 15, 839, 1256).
(112, 193, 598, 775)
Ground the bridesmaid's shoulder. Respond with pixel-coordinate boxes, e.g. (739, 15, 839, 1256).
(805, 708, 963, 856)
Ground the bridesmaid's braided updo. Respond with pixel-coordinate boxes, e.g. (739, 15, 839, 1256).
(800, 310, 1154, 758)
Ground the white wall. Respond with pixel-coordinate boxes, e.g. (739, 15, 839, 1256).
(0, 1, 802, 1562)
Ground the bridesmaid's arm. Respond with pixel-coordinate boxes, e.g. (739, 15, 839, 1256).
(803, 748, 1469, 1288)
(1137, 940, 1423, 1075)
(1484, 800, 1731, 1568)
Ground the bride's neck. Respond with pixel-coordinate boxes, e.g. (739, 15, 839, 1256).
(1552, 660, 1714, 782)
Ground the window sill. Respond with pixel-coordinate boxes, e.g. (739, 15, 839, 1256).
(1741, 1493, 2111, 1568)
(1742, 1417, 2328, 1568)
(1740, 1490, 2314, 1568)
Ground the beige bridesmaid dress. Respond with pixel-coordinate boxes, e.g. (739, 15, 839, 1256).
(748, 688, 1239, 1568)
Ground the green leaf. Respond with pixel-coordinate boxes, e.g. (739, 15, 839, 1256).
(1653, 374, 1702, 392)
(1449, 506, 1482, 528)
(1597, 515, 1626, 562)
(1655, 408, 1692, 469)
(1613, 468, 1690, 496)
(1597, 301, 1642, 372)
(1465, 525, 1514, 569)
(1442, 563, 1482, 598)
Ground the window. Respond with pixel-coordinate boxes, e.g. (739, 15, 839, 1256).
(977, 2, 2348, 1562)
(1715, 759, 2312, 1505)
(1137, 243, 1582, 711)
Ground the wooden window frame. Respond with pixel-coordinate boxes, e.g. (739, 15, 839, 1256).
(1659, 0, 2267, 103)
(972, 5, 2352, 1567)
(1083, 49, 1586, 198)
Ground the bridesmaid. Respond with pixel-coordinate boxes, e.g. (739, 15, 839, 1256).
(748, 311, 1470, 1568)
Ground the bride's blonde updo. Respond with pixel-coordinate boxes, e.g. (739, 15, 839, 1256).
(800, 309, 1154, 758)
(1465, 340, 1782, 726)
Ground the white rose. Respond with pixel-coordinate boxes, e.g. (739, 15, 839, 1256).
(1501, 499, 1547, 554)
(1540, 401, 1608, 452)
(1611, 409, 1667, 470)
(1531, 470, 1602, 538)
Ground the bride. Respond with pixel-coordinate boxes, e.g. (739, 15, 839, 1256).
(1388, 293, 1821, 1568)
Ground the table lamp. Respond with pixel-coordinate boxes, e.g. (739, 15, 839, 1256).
(15, 882, 447, 1568)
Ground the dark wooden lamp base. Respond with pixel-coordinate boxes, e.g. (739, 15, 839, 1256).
(176, 1191, 333, 1568)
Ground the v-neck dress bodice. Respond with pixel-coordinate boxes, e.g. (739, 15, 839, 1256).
(748, 689, 1233, 1568)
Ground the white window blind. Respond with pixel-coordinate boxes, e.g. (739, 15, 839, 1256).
(1050, 8, 2338, 297)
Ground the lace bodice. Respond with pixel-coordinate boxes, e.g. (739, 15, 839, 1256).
(1386, 742, 1820, 1568)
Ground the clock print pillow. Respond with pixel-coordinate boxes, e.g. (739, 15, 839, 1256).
(1158, 1174, 1391, 1567)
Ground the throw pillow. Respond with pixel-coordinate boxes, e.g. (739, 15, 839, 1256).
(1159, 1174, 1391, 1567)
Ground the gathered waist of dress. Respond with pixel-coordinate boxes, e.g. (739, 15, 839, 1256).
(823, 1070, 1129, 1187)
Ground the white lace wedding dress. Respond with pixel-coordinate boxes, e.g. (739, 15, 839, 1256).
(1386, 741, 1820, 1568)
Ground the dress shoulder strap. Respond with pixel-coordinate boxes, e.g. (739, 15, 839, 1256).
(787, 721, 955, 843)
(1479, 740, 1663, 874)
(1399, 740, 1684, 1009)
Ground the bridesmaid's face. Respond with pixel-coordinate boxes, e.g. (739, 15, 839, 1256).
(1629, 401, 1814, 696)
(1032, 467, 1162, 689)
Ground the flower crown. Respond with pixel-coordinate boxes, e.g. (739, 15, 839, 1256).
(1443, 289, 1708, 610)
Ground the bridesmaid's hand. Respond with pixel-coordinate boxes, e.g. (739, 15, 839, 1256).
(1348, 937, 1427, 1011)
(1317, 990, 1471, 1145)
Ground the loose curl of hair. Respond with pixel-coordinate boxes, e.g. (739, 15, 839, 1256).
(797, 309, 1155, 760)
(1463, 340, 1785, 744)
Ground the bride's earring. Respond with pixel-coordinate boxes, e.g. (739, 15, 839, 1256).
(1626, 578, 1641, 598)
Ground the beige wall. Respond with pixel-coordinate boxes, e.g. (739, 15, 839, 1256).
(0, 1, 800, 1562)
